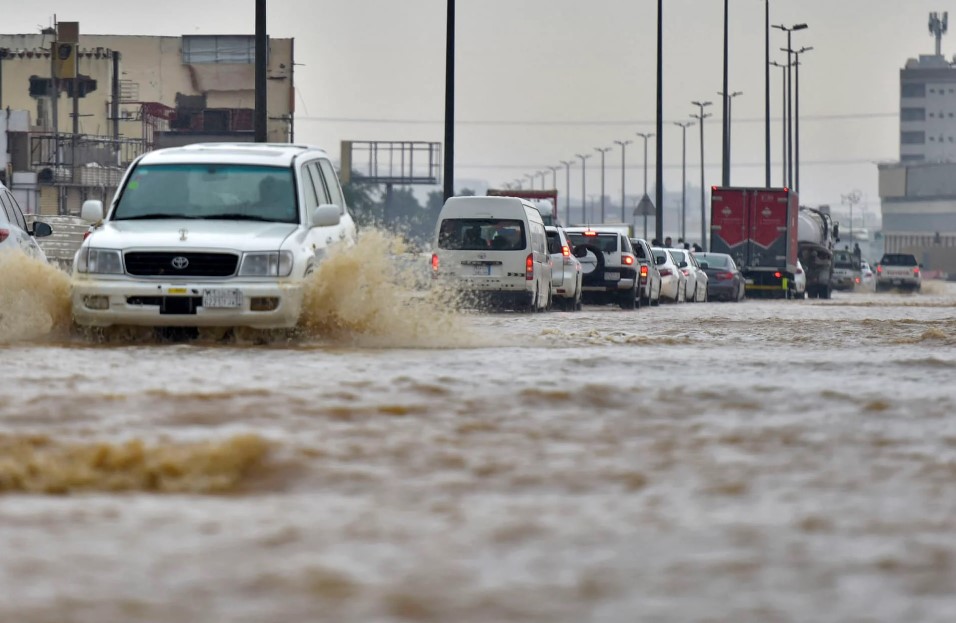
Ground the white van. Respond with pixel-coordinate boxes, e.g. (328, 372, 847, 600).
(431, 196, 553, 311)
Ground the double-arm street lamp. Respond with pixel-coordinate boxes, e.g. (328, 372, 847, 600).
(575, 153, 592, 223)
(792, 46, 813, 194)
(691, 101, 712, 250)
(674, 121, 694, 242)
(769, 59, 790, 185)
(560, 160, 574, 224)
(613, 139, 632, 224)
(773, 22, 808, 189)
(595, 147, 613, 223)
(718, 91, 743, 185)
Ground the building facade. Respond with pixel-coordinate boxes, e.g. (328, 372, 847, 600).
(899, 54, 956, 162)
(0, 31, 294, 216)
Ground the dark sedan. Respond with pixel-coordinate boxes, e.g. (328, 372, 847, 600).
(692, 252, 745, 302)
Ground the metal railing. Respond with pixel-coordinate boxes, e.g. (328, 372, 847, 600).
(29, 133, 147, 187)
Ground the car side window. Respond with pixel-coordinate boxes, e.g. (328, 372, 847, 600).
(0, 192, 13, 224)
(307, 162, 332, 205)
(318, 159, 348, 215)
(2, 191, 26, 229)
(301, 163, 321, 212)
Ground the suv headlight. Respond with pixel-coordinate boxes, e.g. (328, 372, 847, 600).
(238, 251, 294, 277)
(75, 248, 124, 274)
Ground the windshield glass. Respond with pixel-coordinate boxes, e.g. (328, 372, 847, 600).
(566, 233, 619, 253)
(669, 250, 686, 264)
(113, 164, 298, 223)
(438, 218, 527, 250)
(653, 249, 669, 263)
(834, 251, 861, 269)
(880, 254, 918, 266)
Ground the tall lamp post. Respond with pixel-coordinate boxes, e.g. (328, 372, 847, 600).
(764, 0, 771, 186)
(718, 90, 743, 186)
(595, 147, 613, 223)
(575, 153, 592, 223)
(613, 139, 632, 224)
(674, 121, 694, 242)
(547, 165, 559, 190)
(773, 22, 808, 188)
(537, 170, 548, 190)
(525, 173, 535, 190)
(560, 160, 574, 224)
(792, 47, 812, 195)
(770, 60, 790, 186)
(721, 0, 730, 186)
(691, 101, 712, 250)
(636, 132, 654, 240)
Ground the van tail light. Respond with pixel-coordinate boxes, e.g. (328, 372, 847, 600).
(526, 253, 534, 280)
(914, 266, 920, 275)
(623, 255, 634, 266)
(855, 277, 861, 284)
(431, 253, 439, 277)
(876, 265, 882, 274)
(562, 244, 572, 265)
(0, 228, 8, 243)
(774, 271, 782, 279)
(659, 268, 672, 277)
(640, 265, 648, 277)
(717, 271, 734, 280)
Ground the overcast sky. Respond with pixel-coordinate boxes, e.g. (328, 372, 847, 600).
(5, 1, 949, 217)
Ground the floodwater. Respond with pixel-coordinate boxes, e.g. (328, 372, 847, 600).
(1, 242, 955, 623)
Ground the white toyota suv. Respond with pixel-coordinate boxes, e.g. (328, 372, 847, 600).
(72, 143, 356, 329)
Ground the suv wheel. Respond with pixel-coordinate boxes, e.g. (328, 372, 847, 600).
(618, 285, 637, 310)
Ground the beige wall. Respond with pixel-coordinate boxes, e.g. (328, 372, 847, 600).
(1, 33, 294, 142)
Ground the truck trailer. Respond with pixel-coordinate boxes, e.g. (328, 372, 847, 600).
(710, 186, 800, 299)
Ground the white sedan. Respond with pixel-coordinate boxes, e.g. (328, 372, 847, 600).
(652, 247, 687, 303)
(669, 248, 708, 302)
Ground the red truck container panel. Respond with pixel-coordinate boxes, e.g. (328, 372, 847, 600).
(711, 187, 798, 273)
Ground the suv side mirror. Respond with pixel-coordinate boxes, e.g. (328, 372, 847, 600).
(312, 204, 341, 228)
(81, 199, 104, 223)
(31, 221, 53, 238)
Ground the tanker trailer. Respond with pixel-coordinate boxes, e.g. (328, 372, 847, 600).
(797, 207, 837, 299)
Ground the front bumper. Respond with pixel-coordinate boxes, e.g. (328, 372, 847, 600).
(71, 277, 304, 328)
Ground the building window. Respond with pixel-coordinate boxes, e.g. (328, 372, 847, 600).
(182, 35, 258, 64)
(901, 107, 926, 121)
(901, 154, 923, 161)
(929, 112, 935, 118)
(929, 136, 935, 141)
(902, 83, 926, 98)
(902, 131, 926, 144)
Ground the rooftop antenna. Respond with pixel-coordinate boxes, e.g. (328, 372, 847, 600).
(929, 11, 948, 56)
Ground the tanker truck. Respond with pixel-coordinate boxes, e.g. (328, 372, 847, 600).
(797, 207, 838, 299)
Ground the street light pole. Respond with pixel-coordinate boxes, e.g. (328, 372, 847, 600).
(718, 91, 742, 185)
(595, 147, 612, 223)
(691, 101, 712, 250)
(525, 173, 535, 190)
(773, 22, 808, 188)
(575, 153, 592, 223)
(765, 0, 771, 186)
(613, 139, 632, 224)
(770, 60, 789, 186)
(548, 166, 559, 190)
(560, 160, 574, 224)
(635, 133, 654, 195)
(674, 121, 694, 242)
(793, 47, 812, 195)
(721, 0, 730, 187)
(655, 0, 664, 243)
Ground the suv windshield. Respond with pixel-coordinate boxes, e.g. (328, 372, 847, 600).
(880, 254, 918, 266)
(113, 164, 298, 223)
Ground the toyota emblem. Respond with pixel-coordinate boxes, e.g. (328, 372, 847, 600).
(171, 256, 189, 270)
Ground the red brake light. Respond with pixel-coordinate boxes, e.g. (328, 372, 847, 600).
(561, 245, 570, 257)
(526, 253, 534, 280)
(914, 266, 920, 275)
(681, 268, 690, 276)
(855, 277, 861, 283)
(583, 230, 597, 237)
(0, 228, 8, 243)
(623, 255, 634, 266)
(640, 265, 648, 277)
(431, 253, 439, 273)
(876, 265, 882, 274)
(717, 271, 734, 280)
(659, 268, 672, 276)
(774, 271, 782, 279)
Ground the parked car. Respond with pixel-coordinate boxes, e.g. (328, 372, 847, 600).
(629, 237, 662, 306)
(546, 225, 582, 311)
(432, 195, 553, 311)
(792, 259, 807, 299)
(875, 253, 922, 292)
(860, 260, 875, 291)
(0, 181, 53, 263)
(669, 248, 708, 302)
(693, 251, 745, 302)
(652, 247, 686, 303)
(565, 228, 640, 309)
(72, 143, 356, 329)
(831, 248, 863, 291)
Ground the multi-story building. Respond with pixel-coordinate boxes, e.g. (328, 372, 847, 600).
(0, 28, 294, 216)
(877, 17, 956, 276)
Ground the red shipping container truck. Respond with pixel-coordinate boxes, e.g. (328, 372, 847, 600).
(710, 186, 799, 298)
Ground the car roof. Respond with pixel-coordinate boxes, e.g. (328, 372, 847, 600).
(136, 143, 331, 167)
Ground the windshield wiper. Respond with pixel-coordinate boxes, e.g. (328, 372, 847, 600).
(114, 213, 200, 221)
(200, 213, 279, 222)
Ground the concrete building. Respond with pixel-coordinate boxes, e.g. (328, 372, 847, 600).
(899, 54, 956, 162)
(0, 29, 294, 216)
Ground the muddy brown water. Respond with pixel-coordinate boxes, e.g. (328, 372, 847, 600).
(1, 243, 955, 622)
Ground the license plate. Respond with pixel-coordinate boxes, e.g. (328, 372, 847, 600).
(893, 279, 901, 285)
(471, 264, 491, 276)
(745, 278, 754, 285)
(202, 288, 243, 308)
(605, 272, 620, 280)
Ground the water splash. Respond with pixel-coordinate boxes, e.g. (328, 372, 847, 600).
(0, 253, 72, 344)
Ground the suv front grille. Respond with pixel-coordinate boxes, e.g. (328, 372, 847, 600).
(124, 252, 239, 277)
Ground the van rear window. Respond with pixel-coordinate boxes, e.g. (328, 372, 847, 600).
(438, 219, 527, 251)
(566, 233, 619, 253)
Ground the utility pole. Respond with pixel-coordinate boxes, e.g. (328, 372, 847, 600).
(595, 146, 612, 223)
(560, 160, 574, 224)
(770, 60, 789, 186)
(443, 0, 455, 201)
(718, 91, 742, 186)
(576, 153, 592, 224)
(721, 0, 730, 186)
(613, 139, 632, 224)
(548, 165, 559, 190)
(793, 47, 812, 195)
(674, 121, 694, 242)
(765, 0, 771, 187)
(691, 101, 712, 250)
(773, 23, 808, 188)
(655, 0, 664, 243)
(254, 0, 268, 142)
